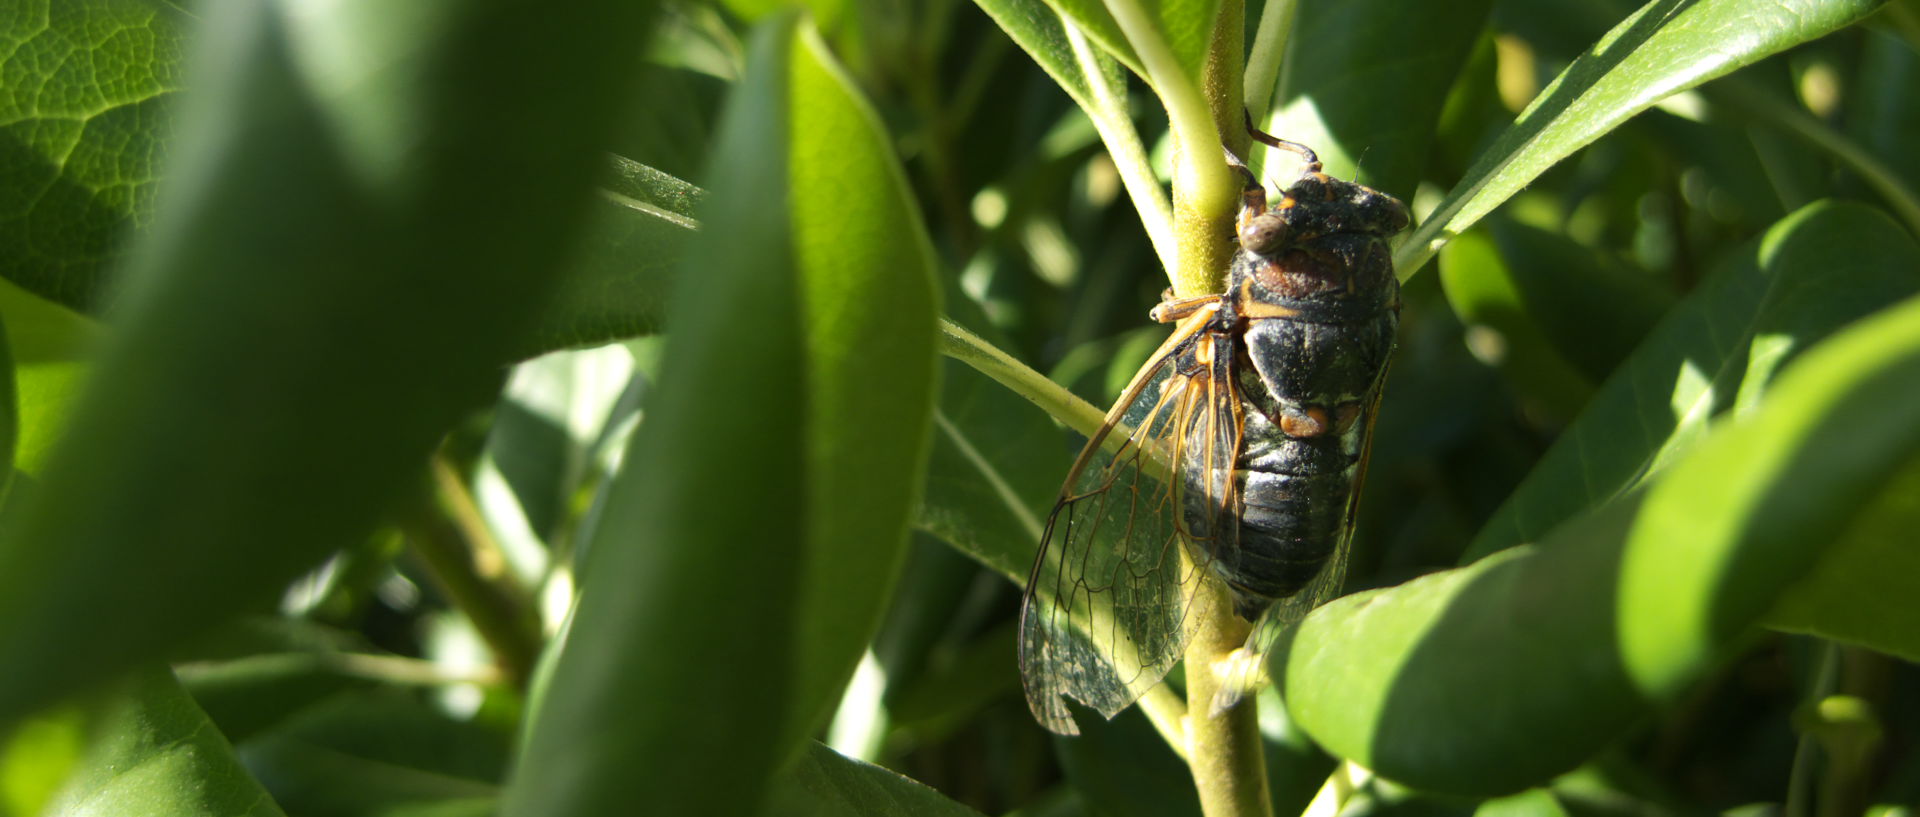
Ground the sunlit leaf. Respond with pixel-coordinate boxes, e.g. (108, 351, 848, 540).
(1276, 288, 1920, 794)
(501, 15, 938, 816)
(0, 0, 187, 311)
(36, 667, 287, 817)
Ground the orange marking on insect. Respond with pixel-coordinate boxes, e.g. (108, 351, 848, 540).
(1280, 406, 1330, 438)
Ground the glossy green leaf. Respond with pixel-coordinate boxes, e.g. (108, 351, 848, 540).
(765, 742, 987, 817)
(0, 0, 660, 729)
(916, 304, 1062, 583)
(1263, 0, 1491, 196)
(1462, 202, 1920, 562)
(975, 0, 1100, 106)
(1398, 0, 1890, 275)
(1054, 708, 1199, 817)
(501, 15, 939, 816)
(1848, 29, 1920, 199)
(783, 20, 941, 749)
(28, 666, 287, 817)
(0, 0, 187, 312)
(1274, 288, 1920, 794)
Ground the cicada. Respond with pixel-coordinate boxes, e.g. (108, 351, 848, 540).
(1018, 133, 1409, 734)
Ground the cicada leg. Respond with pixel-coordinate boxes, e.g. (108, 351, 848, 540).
(1150, 289, 1224, 324)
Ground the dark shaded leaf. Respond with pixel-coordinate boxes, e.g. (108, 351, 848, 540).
(1265, 0, 1492, 197)
(765, 742, 987, 817)
(0, 0, 660, 728)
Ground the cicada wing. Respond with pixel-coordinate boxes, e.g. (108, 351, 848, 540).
(1019, 310, 1222, 735)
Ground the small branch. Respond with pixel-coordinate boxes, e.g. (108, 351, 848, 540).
(1243, 0, 1299, 126)
(400, 455, 544, 688)
(1067, 22, 1179, 273)
(937, 319, 1108, 438)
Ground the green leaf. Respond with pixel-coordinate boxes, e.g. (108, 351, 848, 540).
(29, 666, 287, 817)
(1030, 0, 1145, 79)
(1764, 457, 1920, 661)
(1053, 708, 1200, 817)
(1263, 0, 1491, 196)
(0, 0, 188, 312)
(517, 156, 702, 357)
(501, 15, 939, 816)
(0, 279, 99, 480)
(500, 20, 805, 816)
(916, 310, 1062, 583)
(0, 1, 703, 364)
(236, 691, 506, 817)
(1273, 288, 1920, 794)
(1397, 0, 1891, 275)
(0, 0, 661, 729)
(1437, 228, 1597, 419)
(1462, 201, 1920, 562)
(764, 742, 987, 817)
(784, 20, 941, 749)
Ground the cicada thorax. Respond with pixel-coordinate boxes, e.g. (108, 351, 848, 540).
(1185, 170, 1407, 620)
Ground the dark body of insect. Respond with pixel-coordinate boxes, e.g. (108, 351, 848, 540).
(1181, 168, 1407, 619)
(1017, 140, 1408, 735)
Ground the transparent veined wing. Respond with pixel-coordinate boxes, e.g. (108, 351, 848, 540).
(1018, 305, 1242, 735)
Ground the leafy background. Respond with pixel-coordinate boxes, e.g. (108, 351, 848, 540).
(0, 0, 1918, 816)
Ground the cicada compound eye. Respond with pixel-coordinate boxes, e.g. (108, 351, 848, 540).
(1238, 212, 1288, 255)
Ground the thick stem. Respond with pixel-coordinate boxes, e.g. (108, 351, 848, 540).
(401, 455, 544, 688)
(1107, 0, 1239, 297)
(1180, 8, 1272, 817)
(1184, 569, 1273, 817)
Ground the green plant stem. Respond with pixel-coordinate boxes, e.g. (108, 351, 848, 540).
(1179, 9, 1272, 817)
(401, 455, 544, 689)
(1183, 569, 1272, 817)
(1785, 641, 1841, 817)
(1243, 0, 1299, 126)
(1105, 0, 1239, 296)
(1067, 23, 1178, 273)
(937, 319, 1106, 438)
